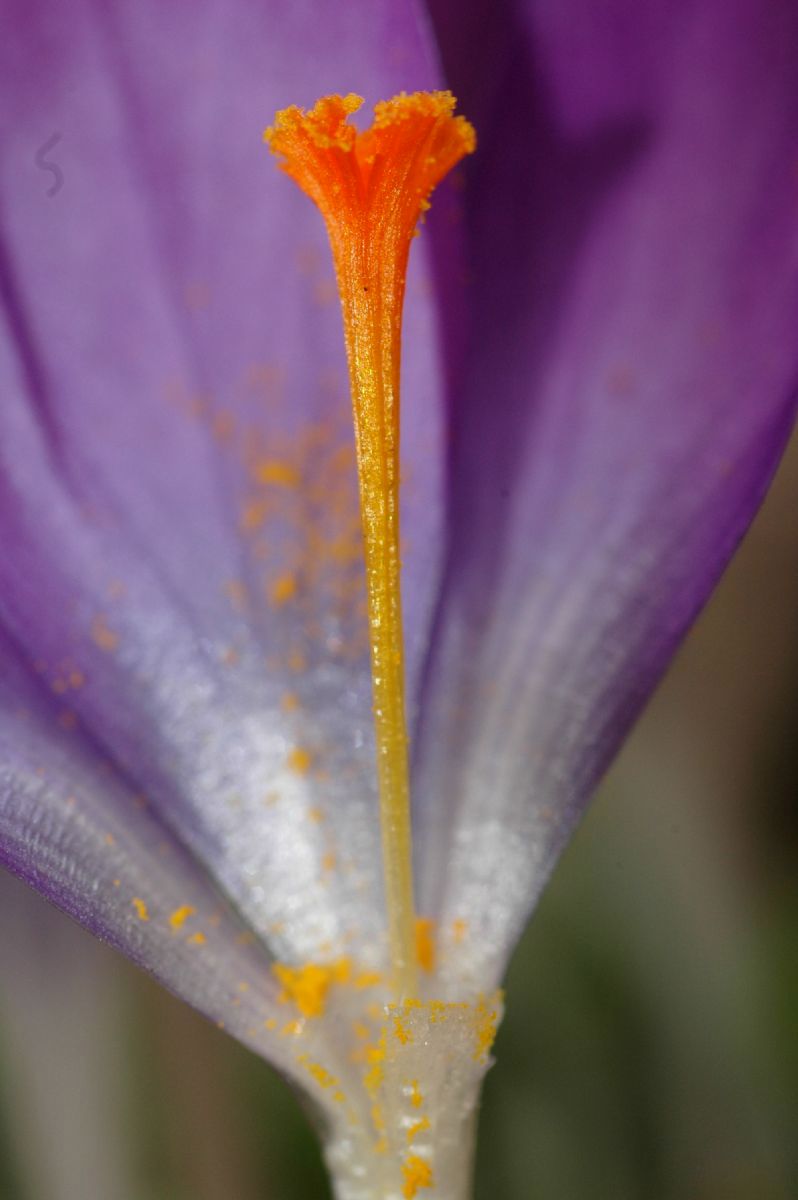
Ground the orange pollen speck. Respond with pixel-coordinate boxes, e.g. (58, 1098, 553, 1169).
(91, 614, 119, 653)
(255, 458, 300, 488)
(270, 572, 298, 606)
(407, 1116, 431, 1143)
(287, 746, 312, 774)
(265, 91, 474, 1000)
(169, 905, 195, 931)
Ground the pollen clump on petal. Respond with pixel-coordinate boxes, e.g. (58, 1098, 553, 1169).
(273, 958, 352, 1018)
(474, 993, 503, 1062)
(402, 1152, 433, 1199)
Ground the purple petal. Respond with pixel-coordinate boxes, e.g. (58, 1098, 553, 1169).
(0, 629, 295, 1057)
(415, 0, 798, 984)
(0, 0, 445, 982)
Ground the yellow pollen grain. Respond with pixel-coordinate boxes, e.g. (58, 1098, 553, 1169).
(354, 970, 383, 990)
(452, 917, 468, 944)
(281, 691, 300, 712)
(474, 993, 502, 1061)
(255, 458, 300, 488)
(270, 572, 298, 606)
(402, 1153, 433, 1199)
(308, 806, 325, 823)
(414, 917, 436, 973)
(429, 1000, 447, 1024)
(132, 897, 149, 921)
(91, 614, 119, 652)
(169, 905, 196, 931)
(304, 1060, 339, 1090)
(265, 1017, 278, 1030)
(409, 1080, 423, 1109)
(188, 931, 207, 946)
(406, 1116, 431, 1143)
(321, 850, 337, 874)
(287, 746, 312, 774)
(393, 1014, 413, 1045)
(363, 1030, 387, 1095)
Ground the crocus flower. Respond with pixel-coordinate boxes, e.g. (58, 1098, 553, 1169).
(2, 1, 797, 1198)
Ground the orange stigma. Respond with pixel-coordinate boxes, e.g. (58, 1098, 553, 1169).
(266, 92, 475, 997)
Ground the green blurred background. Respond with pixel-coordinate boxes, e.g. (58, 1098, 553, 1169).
(1, 429, 796, 1200)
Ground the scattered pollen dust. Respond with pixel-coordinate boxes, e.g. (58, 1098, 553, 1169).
(91, 614, 119, 652)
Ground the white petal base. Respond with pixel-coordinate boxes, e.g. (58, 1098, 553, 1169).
(321, 996, 502, 1200)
